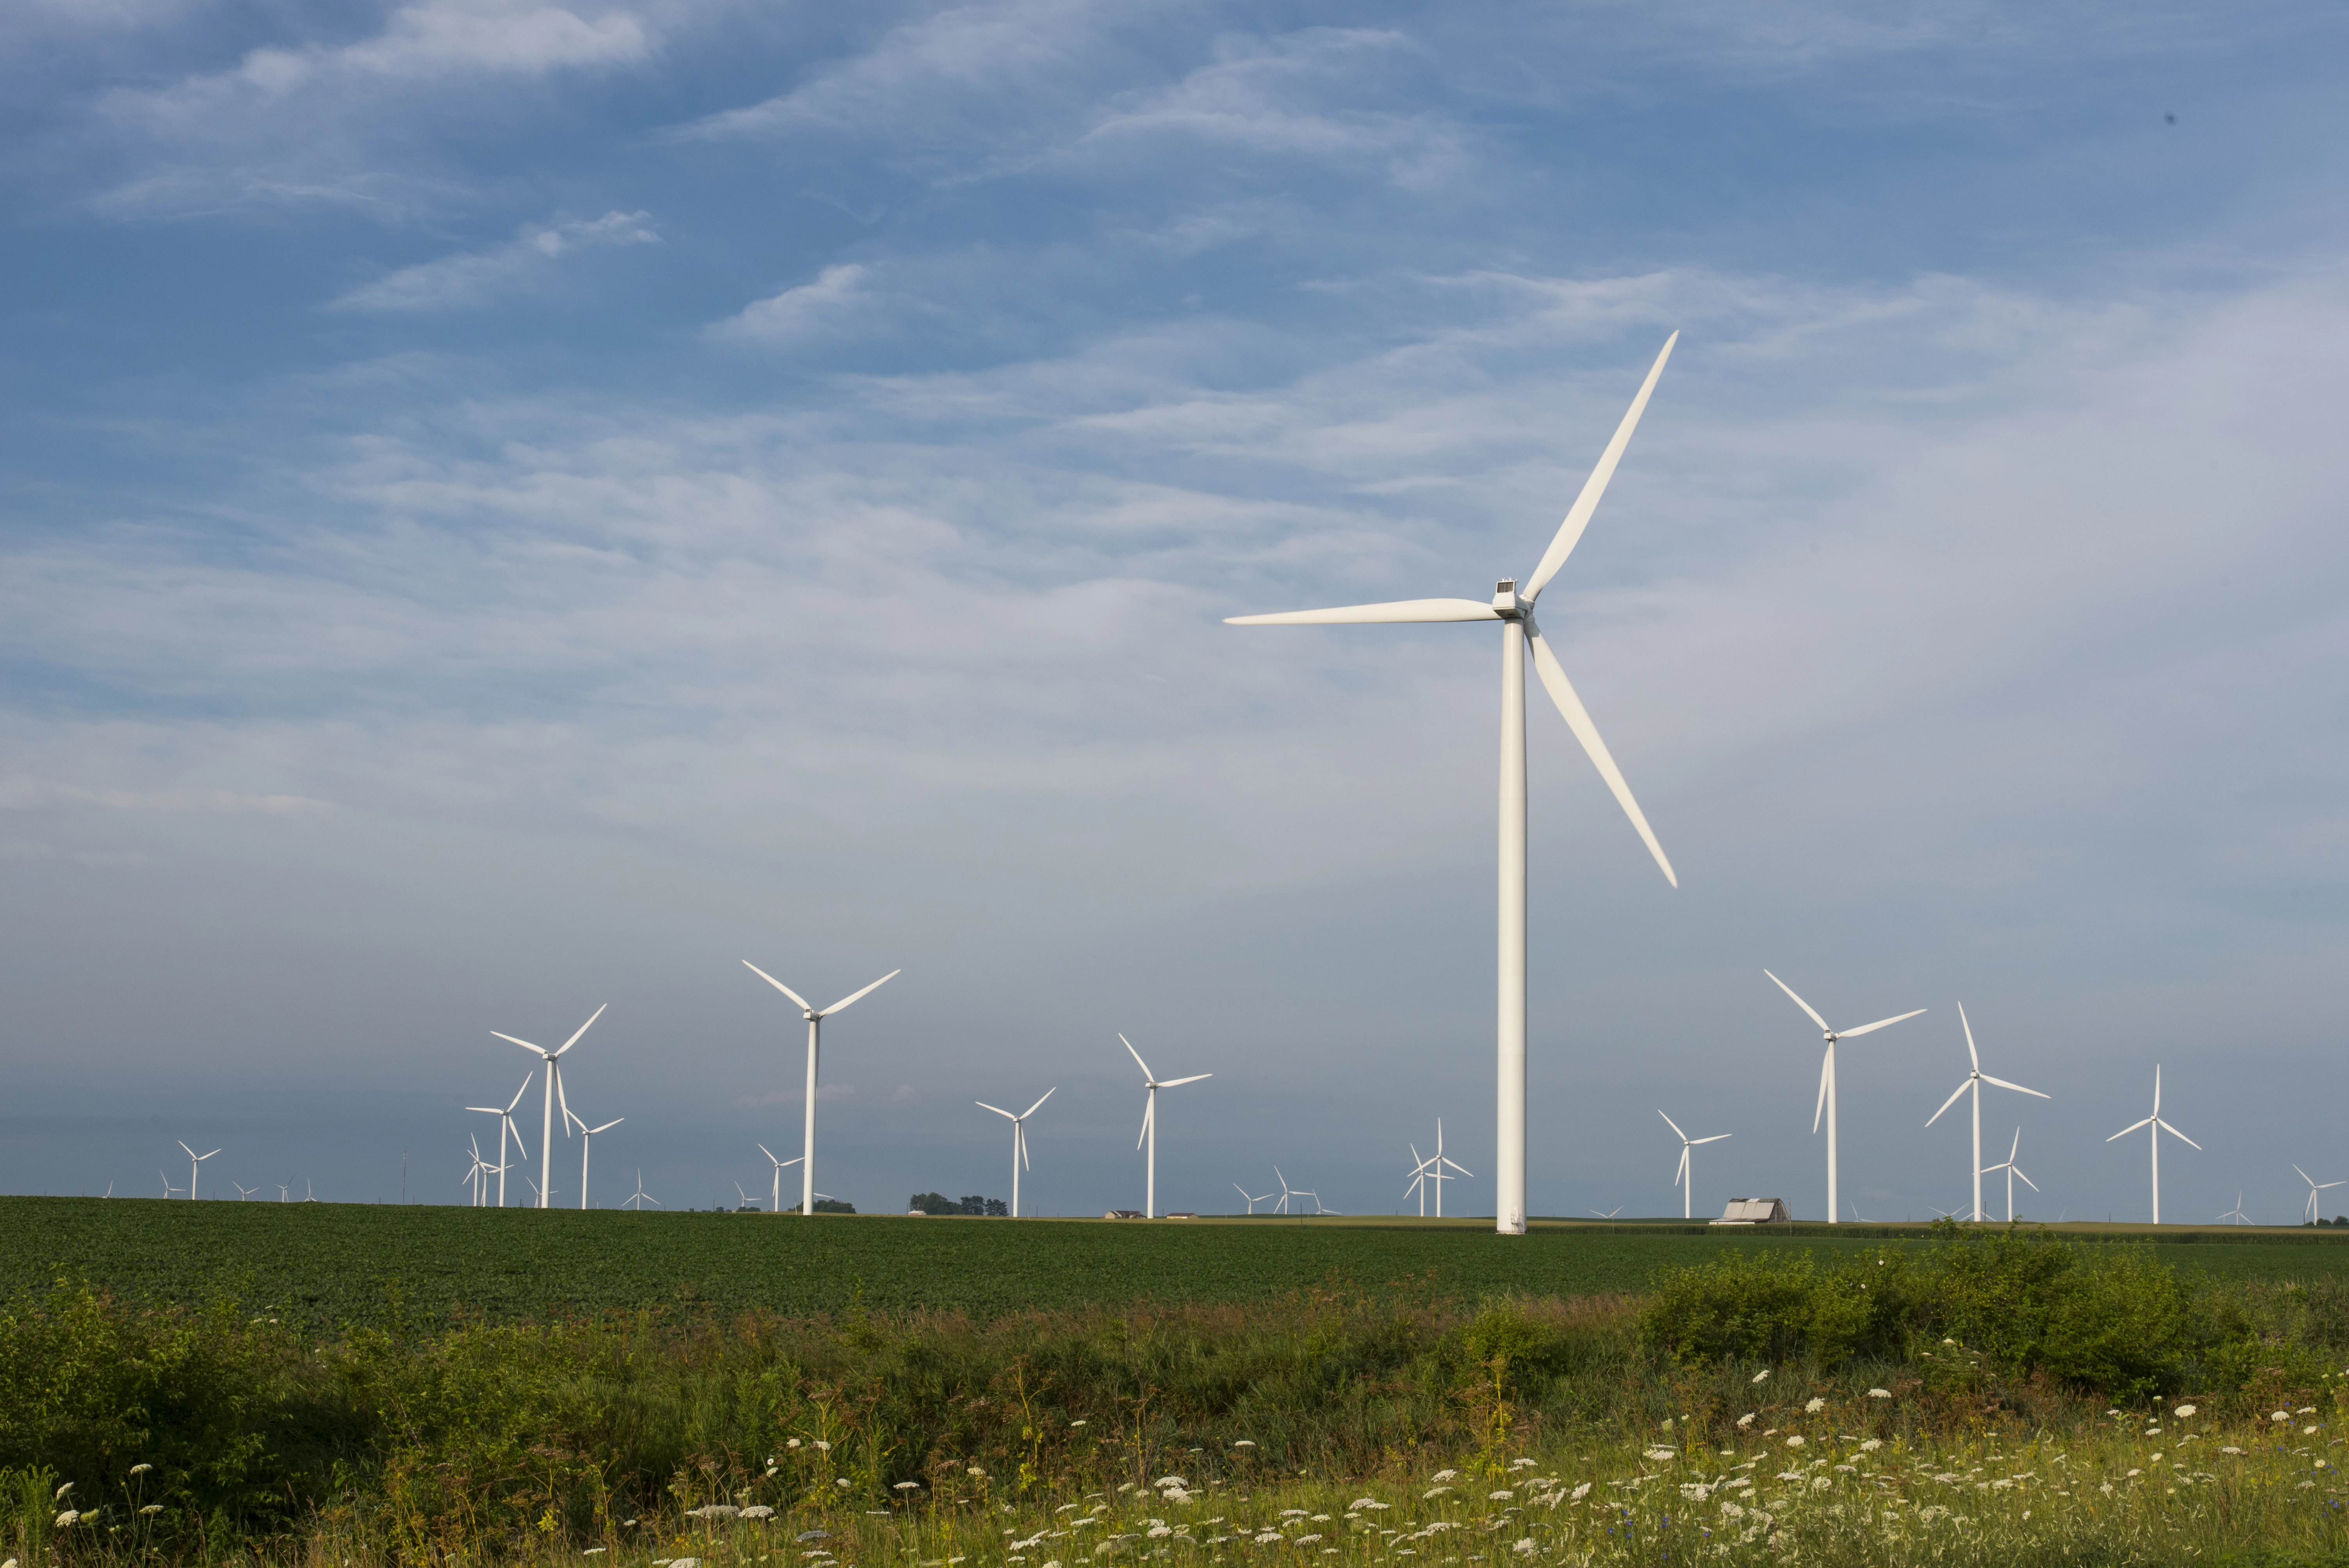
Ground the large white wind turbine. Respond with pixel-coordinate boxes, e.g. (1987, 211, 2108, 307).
(490, 1005, 604, 1210)
(1658, 1110, 1729, 1221)
(565, 1111, 621, 1210)
(743, 962, 900, 1217)
(178, 1141, 219, 1201)
(1764, 970, 1925, 1225)
(1923, 1003, 2048, 1222)
(1121, 1034, 1208, 1219)
(2296, 1165, 2344, 1226)
(1981, 1127, 2039, 1223)
(2105, 1066, 2199, 1224)
(976, 1088, 1055, 1218)
(1227, 338, 1684, 1235)
(464, 1076, 533, 1209)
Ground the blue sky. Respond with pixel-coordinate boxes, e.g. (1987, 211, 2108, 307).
(2, 0, 2346, 1223)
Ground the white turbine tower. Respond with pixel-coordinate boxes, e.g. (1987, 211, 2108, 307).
(976, 1088, 1055, 1218)
(465, 1075, 535, 1208)
(1764, 970, 1925, 1225)
(490, 1005, 603, 1210)
(2296, 1165, 2344, 1226)
(1923, 1003, 2049, 1222)
(743, 962, 900, 1217)
(1121, 1034, 1209, 1219)
(1659, 1110, 1730, 1221)
(177, 1141, 219, 1201)
(1981, 1128, 2039, 1222)
(626, 1170, 659, 1210)
(757, 1144, 803, 1213)
(565, 1111, 622, 1210)
(1227, 338, 1684, 1236)
(2105, 1066, 2199, 1224)
(1233, 1182, 1273, 1214)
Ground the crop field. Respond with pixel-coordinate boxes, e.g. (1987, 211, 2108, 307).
(7, 1196, 2349, 1329)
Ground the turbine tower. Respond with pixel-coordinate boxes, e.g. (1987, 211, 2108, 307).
(976, 1088, 1055, 1218)
(1764, 970, 1925, 1225)
(1226, 337, 1684, 1235)
(2296, 1165, 2344, 1226)
(743, 962, 900, 1217)
(2105, 1066, 2199, 1224)
(177, 1140, 219, 1201)
(1980, 1127, 2039, 1222)
(564, 1109, 621, 1210)
(1121, 1035, 1208, 1219)
(1923, 1003, 2048, 1221)
(1658, 1110, 1729, 1221)
(490, 1005, 604, 1210)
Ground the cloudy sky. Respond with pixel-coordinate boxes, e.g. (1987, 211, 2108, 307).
(3, 0, 2345, 1225)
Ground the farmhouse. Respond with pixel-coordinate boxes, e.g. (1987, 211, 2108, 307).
(1710, 1197, 1791, 1225)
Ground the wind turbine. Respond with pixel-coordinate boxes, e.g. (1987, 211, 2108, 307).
(465, 1075, 534, 1208)
(2105, 1066, 2199, 1223)
(1227, 338, 1684, 1235)
(177, 1141, 219, 1201)
(756, 1144, 803, 1213)
(1658, 1110, 1730, 1221)
(1590, 1205, 1623, 1220)
(1405, 1147, 1433, 1216)
(1981, 1127, 2039, 1222)
(1764, 971, 1925, 1226)
(743, 962, 899, 1217)
(2296, 1166, 2344, 1226)
(565, 1110, 621, 1210)
(232, 1182, 258, 1201)
(491, 1005, 604, 1210)
(1233, 1182, 1273, 1214)
(275, 1182, 291, 1203)
(460, 1139, 489, 1207)
(1923, 1003, 2049, 1222)
(975, 1088, 1055, 1218)
(2218, 1193, 2251, 1226)
(626, 1170, 659, 1210)
(159, 1171, 182, 1199)
(1121, 1034, 1209, 1219)
(1273, 1166, 1301, 1215)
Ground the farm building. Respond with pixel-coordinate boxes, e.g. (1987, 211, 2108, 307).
(1710, 1197, 1791, 1225)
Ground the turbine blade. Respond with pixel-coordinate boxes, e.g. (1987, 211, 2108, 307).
(1159, 1073, 1212, 1088)
(1522, 331, 1678, 603)
(178, 1141, 196, 1159)
(1979, 1074, 2049, 1099)
(492, 1031, 546, 1057)
(2107, 1118, 2153, 1141)
(2014, 1169, 2039, 1192)
(1838, 1009, 1927, 1039)
(975, 1102, 1016, 1119)
(1813, 1048, 1830, 1134)
(1690, 1133, 1732, 1145)
(1657, 1109, 1686, 1141)
(2297, 1165, 2314, 1185)
(1442, 1159, 1472, 1177)
(1019, 1124, 1031, 1170)
(820, 969, 900, 1017)
(1765, 970, 1832, 1034)
(1960, 1001, 1979, 1073)
(555, 1063, 572, 1125)
(1525, 617, 1675, 886)
(742, 961, 813, 1012)
(554, 1003, 606, 1056)
(2157, 1119, 2201, 1151)
(1137, 1094, 1153, 1150)
(1925, 1079, 1970, 1128)
(1022, 1087, 1057, 1120)
(507, 1075, 532, 1112)
(1224, 598, 1502, 626)
(592, 1119, 622, 1135)
(759, 1143, 779, 1164)
(1120, 1033, 1155, 1082)
(1675, 1147, 1689, 1185)
(2153, 1064, 2162, 1116)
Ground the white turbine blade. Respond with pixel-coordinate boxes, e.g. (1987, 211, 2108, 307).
(464, 1106, 502, 1115)
(1408, 1143, 1425, 1170)
(1159, 1073, 1212, 1088)
(1137, 1095, 1153, 1150)
(565, 1108, 586, 1136)
(1224, 599, 1502, 626)
(506, 1075, 532, 1112)
(742, 961, 813, 1012)
(1959, 1002, 1979, 1072)
(1838, 1009, 1926, 1039)
(591, 1118, 622, 1135)
(2008, 1128, 2022, 1160)
(178, 1140, 196, 1159)
(1657, 1109, 1686, 1142)
(1019, 1124, 1031, 1171)
(1525, 618, 1675, 886)
(1119, 1033, 1155, 1082)
(1812, 1048, 1830, 1134)
(2156, 1119, 2201, 1151)
(1979, 1074, 2049, 1100)
(1925, 1080, 1971, 1128)
(2107, 1117, 2153, 1141)
(1235, 1183, 1251, 1201)
(2153, 1064, 2162, 1116)
(1441, 1157, 1473, 1177)
(201, 1149, 220, 1160)
(554, 1003, 607, 1056)
(1522, 332, 1678, 603)
(555, 1063, 572, 1126)
(820, 969, 900, 1017)
(2297, 1164, 2315, 1186)
(492, 1030, 547, 1058)
(2323, 1180, 2348, 1192)
(975, 1102, 1018, 1120)
(1690, 1133, 1732, 1146)
(1764, 971, 1832, 1034)
(1675, 1146, 1689, 1185)
(2014, 1169, 2039, 1192)
(1021, 1087, 1057, 1120)
(759, 1143, 781, 1165)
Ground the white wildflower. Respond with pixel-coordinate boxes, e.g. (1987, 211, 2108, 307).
(1432, 1470, 1459, 1483)
(2276, 1412, 2293, 1423)
(1867, 1389, 1891, 1400)
(1569, 1484, 1590, 1502)
(1785, 1436, 1805, 1449)
(1804, 1398, 1825, 1415)
(1488, 1490, 1513, 1500)
(1736, 1414, 1756, 1429)
(1751, 1370, 1770, 1384)
(129, 1464, 154, 1476)
(53, 1513, 79, 1529)
(2175, 1405, 2198, 1418)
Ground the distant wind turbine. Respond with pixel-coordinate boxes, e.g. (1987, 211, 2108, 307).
(1273, 1166, 1302, 1216)
(1404, 1120, 1472, 1217)
(756, 1144, 802, 1213)
(2218, 1193, 2251, 1226)
(464, 1076, 534, 1208)
(1981, 1127, 2039, 1222)
(1589, 1206, 1623, 1221)
(1233, 1182, 1273, 1214)
(159, 1171, 181, 1199)
(1658, 1110, 1729, 1221)
(743, 962, 899, 1218)
(975, 1088, 1054, 1217)
(625, 1169, 659, 1210)
(275, 1182, 291, 1202)
(2296, 1166, 2344, 1226)
(1122, 1034, 1209, 1219)
(1923, 1004, 2048, 1221)
(232, 1182, 258, 1201)
(177, 1140, 220, 1201)
(565, 1109, 622, 1210)
(491, 1005, 604, 1210)
(1228, 336, 1685, 1235)
(1764, 970, 1925, 1226)
(2105, 1066, 2199, 1224)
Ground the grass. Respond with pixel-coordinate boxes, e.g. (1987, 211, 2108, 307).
(8, 1198, 2349, 1331)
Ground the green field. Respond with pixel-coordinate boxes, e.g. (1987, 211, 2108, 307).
(9, 1196, 2349, 1327)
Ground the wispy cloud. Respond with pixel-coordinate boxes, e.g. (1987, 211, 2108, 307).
(0, 779, 331, 816)
(706, 263, 877, 344)
(333, 211, 659, 312)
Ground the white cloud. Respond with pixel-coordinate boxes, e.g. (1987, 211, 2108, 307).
(333, 211, 659, 312)
(707, 263, 876, 344)
(0, 778, 331, 816)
